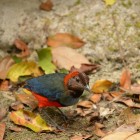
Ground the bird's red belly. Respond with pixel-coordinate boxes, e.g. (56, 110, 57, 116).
(32, 92, 62, 108)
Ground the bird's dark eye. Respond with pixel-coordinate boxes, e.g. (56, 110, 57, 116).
(75, 77, 80, 82)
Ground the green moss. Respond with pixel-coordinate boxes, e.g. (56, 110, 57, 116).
(108, 46, 119, 52)
(121, 0, 132, 8)
(135, 22, 140, 28)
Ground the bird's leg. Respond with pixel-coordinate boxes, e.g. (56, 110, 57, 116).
(55, 107, 68, 122)
(45, 112, 64, 130)
(38, 107, 64, 130)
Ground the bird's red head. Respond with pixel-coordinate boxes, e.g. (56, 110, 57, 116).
(64, 71, 90, 98)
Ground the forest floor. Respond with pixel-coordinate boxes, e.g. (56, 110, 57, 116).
(0, 0, 140, 140)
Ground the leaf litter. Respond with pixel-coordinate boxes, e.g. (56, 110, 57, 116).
(9, 109, 52, 132)
(0, 0, 139, 138)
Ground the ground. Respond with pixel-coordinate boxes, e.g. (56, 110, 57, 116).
(0, 0, 140, 140)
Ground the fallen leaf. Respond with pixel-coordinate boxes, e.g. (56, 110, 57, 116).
(16, 93, 38, 110)
(75, 108, 84, 116)
(9, 126, 22, 132)
(7, 61, 43, 82)
(79, 63, 99, 74)
(10, 101, 24, 111)
(120, 69, 131, 90)
(77, 101, 93, 108)
(101, 132, 133, 140)
(130, 84, 140, 94)
(91, 80, 113, 94)
(70, 63, 99, 74)
(0, 80, 9, 91)
(110, 91, 123, 98)
(117, 98, 140, 108)
(0, 56, 15, 79)
(0, 123, 6, 140)
(23, 88, 32, 95)
(37, 48, 56, 74)
(90, 94, 101, 103)
(14, 39, 30, 58)
(121, 108, 140, 128)
(94, 122, 106, 137)
(9, 109, 52, 132)
(115, 124, 136, 133)
(102, 93, 113, 101)
(40, 0, 53, 11)
(70, 134, 92, 140)
(95, 122, 105, 129)
(51, 46, 90, 70)
(104, 0, 116, 6)
(0, 108, 7, 121)
(47, 33, 85, 49)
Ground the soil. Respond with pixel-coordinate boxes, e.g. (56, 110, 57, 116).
(0, 0, 140, 140)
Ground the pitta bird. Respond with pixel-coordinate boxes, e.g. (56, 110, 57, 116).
(24, 71, 90, 108)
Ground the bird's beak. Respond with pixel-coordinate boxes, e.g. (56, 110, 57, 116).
(84, 85, 91, 93)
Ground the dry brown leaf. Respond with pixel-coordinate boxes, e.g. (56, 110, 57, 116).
(95, 122, 105, 129)
(110, 91, 123, 98)
(121, 108, 140, 128)
(70, 64, 99, 74)
(115, 124, 136, 133)
(77, 101, 93, 108)
(0, 56, 15, 80)
(51, 46, 90, 70)
(120, 69, 131, 90)
(0, 80, 9, 91)
(14, 39, 30, 58)
(40, 0, 53, 11)
(10, 101, 24, 111)
(47, 33, 85, 49)
(16, 93, 38, 110)
(0, 122, 6, 140)
(90, 94, 101, 103)
(75, 108, 84, 116)
(131, 84, 140, 94)
(102, 93, 113, 101)
(79, 63, 99, 74)
(117, 98, 140, 108)
(101, 132, 133, 140)
(0, 108, 7, 121)
(91, 80, 113, 94)
(70, 134, 92, 140)
(9, 126, 22, 132)
(94, 122, 106, 137)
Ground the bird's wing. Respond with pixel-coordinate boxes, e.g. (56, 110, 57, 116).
(24, 73, 66, 101)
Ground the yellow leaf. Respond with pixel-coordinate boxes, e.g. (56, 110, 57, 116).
(7, 61, 43, 82)
(23, 88, 32, 95)
(9, 110, 52, 132)
(91, 79, 113, 93)
(104, 0, 116, 6)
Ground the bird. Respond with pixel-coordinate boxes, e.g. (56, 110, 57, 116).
(24, 71, 90, 108)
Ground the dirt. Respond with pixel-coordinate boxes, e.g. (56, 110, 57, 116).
(0, 0, 140, 140)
